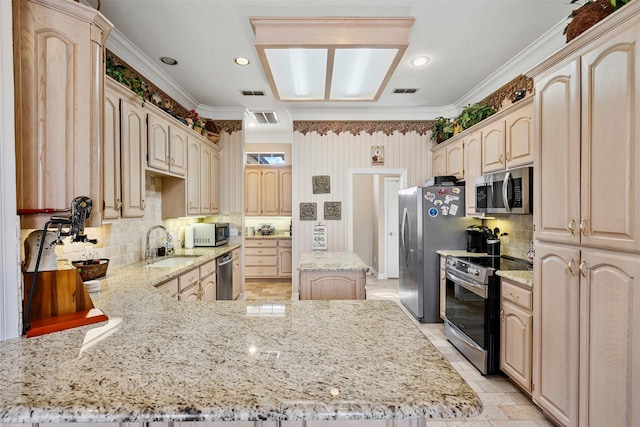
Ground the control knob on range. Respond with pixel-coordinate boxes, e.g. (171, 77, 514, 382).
(467, 266, 480, 276)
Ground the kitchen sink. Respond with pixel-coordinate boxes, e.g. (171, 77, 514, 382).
(147, 256, 200, 268)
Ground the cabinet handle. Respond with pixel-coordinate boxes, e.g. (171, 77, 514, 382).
(567, 219, 576, 234)
(506, 151, 511, 161)
(579, 260, 587, 277)
(509, 292, 519, 300)
(171, 157, 175, 167)
(499, 154, 504, 164)
(116, 199, 122, 210)
(166, 155, 170, 164)
(579, 219, 588, 235)
(142, 199, 146, 210)
(567, 260, 575, 275)
(500, 309, 505, 318)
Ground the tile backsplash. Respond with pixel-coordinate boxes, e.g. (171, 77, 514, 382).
(483, 215, 533, 260)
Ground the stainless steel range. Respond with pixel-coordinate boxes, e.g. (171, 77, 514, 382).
(444, 255, 532, 375)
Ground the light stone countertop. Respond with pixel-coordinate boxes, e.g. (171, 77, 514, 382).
(497, 270, 534, 287)
(245, 232, 291, 240)
(297, 251, 368, 272)
(0, 245, 482, 423)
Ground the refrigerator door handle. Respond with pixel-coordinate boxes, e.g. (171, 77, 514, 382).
(401, 207, 409, 267)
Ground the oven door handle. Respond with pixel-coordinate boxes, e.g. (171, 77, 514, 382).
(445, 270, 488, 299)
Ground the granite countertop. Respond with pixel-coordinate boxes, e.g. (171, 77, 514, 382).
(497, 270, 534, 287)
(246, 232, 291, 240)
(0, 246, 481, 423)
(297, 251, 368, 272)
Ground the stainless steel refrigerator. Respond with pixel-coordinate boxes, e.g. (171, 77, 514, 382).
(399, 184, 472, 323)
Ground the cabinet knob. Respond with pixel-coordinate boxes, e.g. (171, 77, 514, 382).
(506, 151, 511, 161)
(509, 292, 519, 300)
(500, 309, 505, 318)
(171, 157, 175, 167)
(579, 219, 588, 236)
(567, 260, 575, 275)
(142, 199, 146, 210)
(567, 219, 576, 234)
(579, 260, 587, 277)
(499, 154, 504, 164)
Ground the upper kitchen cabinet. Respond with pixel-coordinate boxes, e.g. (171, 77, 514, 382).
(482, 97, 534, 173)
(463, 130, 482, 216)
(245, 166, 292, 216)
(147, 109, 187, 177)
(103, 77, 146, 220)
(431, 138, 464, 179)
(13, 0, 112, 229)
(531, 14, 640, 252)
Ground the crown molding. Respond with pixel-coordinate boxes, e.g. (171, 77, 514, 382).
(196, 106, 246, 120)
(105, 27, 199, 110)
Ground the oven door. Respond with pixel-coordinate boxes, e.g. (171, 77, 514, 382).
(444, 269, 488, 348)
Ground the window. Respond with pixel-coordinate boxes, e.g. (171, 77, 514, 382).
(246, 152, 286, 165)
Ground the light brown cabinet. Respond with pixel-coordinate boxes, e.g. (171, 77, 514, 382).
(245, 167, 292, 216)
(462, 131, 482, 216)
(199, 260, 217, 302)
(232, 249, 241, 299)
(245, 238, 291, 279)
(431, 139, 463, 179)
(13, 0, 112, 229)
(147, 109, 187, 177)
(529, 7, 640, 426)
(500, 278, 532, 395)
(103, 78, 146, 220)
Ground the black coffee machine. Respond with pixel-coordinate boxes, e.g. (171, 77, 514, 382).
(466, 224, 490, 253)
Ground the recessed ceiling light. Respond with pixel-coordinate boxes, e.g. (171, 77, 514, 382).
(410, 56, 430, 67)
(160, 56, 178, 65)
(235, 57, 250, 66)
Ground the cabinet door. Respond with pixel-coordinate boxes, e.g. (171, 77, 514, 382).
(169, 127, 188, 176)
(534, 59, 581, 245)
(232, 249, 241, 299)
(481, 120, 506, 173)
(13, 0, 110, 229)
(278, 247, 293, 278)
(445, 140, 464, 178)
(463, 132, 482, 216)
(431, 146, 446, 176)
(578, 249, 640, 427)
(580, 28, 640, 252)
(103, 81, 122, 220)
(505, 101, 534, 168)
(279, 168, 292, 215)
(200, 142, 213, 215)
(120, 94, 146, 218)
(261, 169, 279, 216)
(200, 274, 216, 302)
(187, 139, 201, 215)
(178, 283, 200, 302)
(500, 298, 532, 394)
(533, 242, 580, 427)
(211, 149, 221, 214)
(245, 168, 262, 216)
(147, 110, 170, 172)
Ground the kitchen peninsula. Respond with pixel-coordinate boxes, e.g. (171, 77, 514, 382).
(297, 251, 368, 300)
(0, 248, 481, 425)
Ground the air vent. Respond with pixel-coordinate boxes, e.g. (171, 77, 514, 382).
(251, 111, 279, 125)
(242, 90, 265, 96)
(393, 88, 418, 94)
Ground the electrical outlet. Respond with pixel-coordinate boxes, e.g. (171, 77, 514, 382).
(85, 246, 94, 260)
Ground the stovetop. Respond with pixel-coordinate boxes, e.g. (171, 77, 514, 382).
(445, 255, 532, 284)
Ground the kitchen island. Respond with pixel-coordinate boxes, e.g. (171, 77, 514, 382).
(0, 247, 481, 425)
(297, 251, 368, 300)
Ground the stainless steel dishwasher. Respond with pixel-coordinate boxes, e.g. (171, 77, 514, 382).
(216, 253, 234, 300)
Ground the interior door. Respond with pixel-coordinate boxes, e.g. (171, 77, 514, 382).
(385, 178, 400, 278)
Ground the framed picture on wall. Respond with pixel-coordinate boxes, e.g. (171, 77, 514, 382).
(371, 146, 384, 165)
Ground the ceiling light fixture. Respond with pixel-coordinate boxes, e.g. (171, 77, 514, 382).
(160, 56, 178, 65)
(410, 56, 430, 67)
(250, 17, 414, 102)
(235, 57, 250, 66)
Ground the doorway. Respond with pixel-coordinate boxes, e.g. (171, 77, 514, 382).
(348, 169, 406, 279)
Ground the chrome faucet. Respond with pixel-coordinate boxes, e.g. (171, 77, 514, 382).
(145, 225, 171, 262)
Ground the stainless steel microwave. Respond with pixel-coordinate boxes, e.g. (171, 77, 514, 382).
(475, 166, 533, 214)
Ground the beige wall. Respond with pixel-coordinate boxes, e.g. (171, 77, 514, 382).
(291, 129, 431, 294)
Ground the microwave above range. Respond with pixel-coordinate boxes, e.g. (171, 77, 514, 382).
(475, 166, 532, 215)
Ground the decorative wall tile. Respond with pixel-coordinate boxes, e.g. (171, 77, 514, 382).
(324, 202, 342, 220)
(300, 203, 317, 221)
(312, 176, 330, 194)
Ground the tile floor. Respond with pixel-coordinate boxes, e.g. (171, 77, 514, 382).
(243, 277, 557, 427)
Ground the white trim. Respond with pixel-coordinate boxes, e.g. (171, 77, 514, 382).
(383, 176, 401, 279)
(347, 168, 406, 252)
(0, 0, 20, 340)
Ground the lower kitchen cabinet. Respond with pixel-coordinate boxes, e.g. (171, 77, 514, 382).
(156, 278, 179, 299)
(500, 278, 532, 395)
(232, 249, 241, 300)
(278, 239, 293, 277)
(245, 238, 292, 279)
(200, 260, 217, 302)
(534, 242, 640, 427)
(178, 268, 200, 302)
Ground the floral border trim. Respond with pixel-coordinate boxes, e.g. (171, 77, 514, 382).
(293, 120, 435, 136)
(480, 74, 534, 112)
(214, 120, 243, 134)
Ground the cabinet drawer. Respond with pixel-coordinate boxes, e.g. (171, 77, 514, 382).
(245, 255, 278, 267)
(200, 260, 216, 278)
(278, 239, 292, 247)
(156, 278, 179, 298)
(245, 266, 279, 277)
(178, 268, 200, 291)
(245, 239, 278, 248)
(245, 247, 278, 256)
(501, 279, 532, 311)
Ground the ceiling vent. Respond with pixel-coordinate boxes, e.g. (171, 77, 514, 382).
(251, 111, 279, 124)
(242, 90, 265, 96)
(393, 88, 418, 94)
